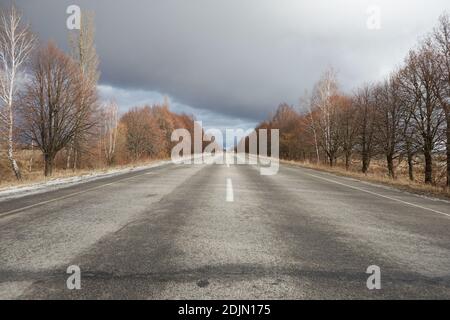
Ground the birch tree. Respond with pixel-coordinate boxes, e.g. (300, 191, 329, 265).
(101, 100, 119, 166)
(311, 68, 340, 166)
(0, 6, 35, 180)
(300, 91, 320, 163)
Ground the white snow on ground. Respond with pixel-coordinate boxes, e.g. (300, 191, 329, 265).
(0, 160, 172, 202)
(0, 281, 33, 300)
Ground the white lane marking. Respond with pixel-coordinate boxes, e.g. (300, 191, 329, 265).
(0, 171, 156, 219)
(303, 171, 450, 218)
(226, 178, 234, 202)
(225, 153, 231, 167)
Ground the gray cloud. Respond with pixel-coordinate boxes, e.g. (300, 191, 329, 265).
(98, 84, 257, 131)
(4, 0, 450, 122)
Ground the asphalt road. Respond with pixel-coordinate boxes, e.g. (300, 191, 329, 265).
(0, 156, 449, 299)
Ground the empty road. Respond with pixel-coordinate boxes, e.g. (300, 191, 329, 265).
(0, 156, 449, 299)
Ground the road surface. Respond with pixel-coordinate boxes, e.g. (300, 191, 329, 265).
(0, 156, 449, 299)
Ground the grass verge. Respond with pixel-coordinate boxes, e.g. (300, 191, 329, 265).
(282, 160, 450, 200)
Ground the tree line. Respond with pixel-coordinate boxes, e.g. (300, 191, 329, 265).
(253, 13, 450, 187)
(0, 6, 196, 180)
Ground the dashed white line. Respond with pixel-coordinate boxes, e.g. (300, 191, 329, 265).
(225, 153, 231, 167)
(226, 178, 234, 202)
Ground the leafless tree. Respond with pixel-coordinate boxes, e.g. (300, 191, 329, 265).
(101, 100, 119, 166)
(311, 68, 341, 166)
(402, 112, 418, 181)
(21, 42, 96, 176)
(120, 106, 164, 161)
(0, 5, 35, 180)
(400, 44, 446, 184)
(300, 91, 320, 163)
(433, 13, 450, 186)
(354, 84, 376, 173)
(339, 95, 358, 170)
(396, 67, 419, 181)
(373, 74, 408, 178)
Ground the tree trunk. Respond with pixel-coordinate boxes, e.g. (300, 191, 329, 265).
(73, 149, 78, 171)
(424, 147, 433, 184)
(312, 129, 320, 163)
(44, 154, 54, 177)
(329, 154, 334, 167)
(66, 145, 72, 170)
(7, 105, 21, 180)
(407, 152, 414, 181)
(387, 153, 395, 179)
(405, 139, 414, 181)
(7, 146, 21, 180)
(345, 151, 351, 171)
(362, 151, 370, 174)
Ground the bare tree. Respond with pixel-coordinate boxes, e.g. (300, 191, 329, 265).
(433, 13, 450, 186)
(21, 42, 96, 176)
(101, 100, 119, 166)
(271, 103, 303, 159)
(120, 106, 164, 161)
(397, 68, 419, 181)
(0, 5, 35, 180)
(354, 84, 376, 173)
(374, 74, 408, 178)
(339, 95, 358, 170)
(400, 44, 446, 184)
(308, 110, 320, 163)
(152, 101, 175, 157)
(311, 68, 341, 166)
(402, 112, 418, 181)
(300, 91, 320, 163)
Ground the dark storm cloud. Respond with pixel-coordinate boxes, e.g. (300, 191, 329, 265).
(4, 0, 450, 122)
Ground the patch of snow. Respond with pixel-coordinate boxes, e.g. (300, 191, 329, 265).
(0, 281, 33, 300)
(0, 160, 171, 202)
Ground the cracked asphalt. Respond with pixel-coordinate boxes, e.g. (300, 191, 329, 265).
(0, 156, 449, 299)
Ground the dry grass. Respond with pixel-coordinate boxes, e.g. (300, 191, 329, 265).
(0, 153, 167, 190)
(282, 159, 450, 200)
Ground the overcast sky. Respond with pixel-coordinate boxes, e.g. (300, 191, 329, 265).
(4, 0, 450, 135)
